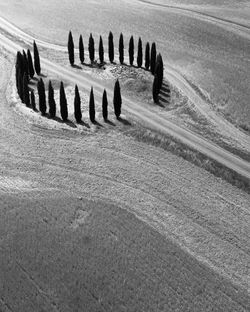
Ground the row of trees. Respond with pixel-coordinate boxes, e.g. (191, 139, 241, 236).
(15, 46, 122, 123)
(37, 79, 122, 123)
(15, 41, 41, 106)
(152, 53, 164, 103)
(68, 31, 158, 73)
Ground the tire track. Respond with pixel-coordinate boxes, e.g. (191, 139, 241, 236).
(137, 0, 250, 39)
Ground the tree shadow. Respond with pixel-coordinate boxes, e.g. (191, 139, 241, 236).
(39, 73, 47, 78)
(104, 119, 116, 126)
(158, 95, 169, 106)
(117, 116, 131, 126)
(160, 90, 170, 98)
(72, 64, 82, 70)
(161, 82, 171, 93)
(45, 115, 77, 128)
(92, 120, 103, 127)
(28, 86, 36, 92)
(77, 120, 90, 128)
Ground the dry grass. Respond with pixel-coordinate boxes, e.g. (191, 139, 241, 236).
(122, 125, 250, 194)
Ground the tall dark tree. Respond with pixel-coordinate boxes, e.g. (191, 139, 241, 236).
(152, 74, 159, 103)
(74, 84, 82, 123)
(99, 35, 104, 64)
(27, 49, 35, 79)
(145, 42, 150, 70)
(79, 35, 84, 64)
(33, 40, 41, 75)
(88, 33, 95, 63)
(16, 51, 24, 77)
(16, 51, 24, 90)
(113, 79, 122, 119)
(68, 31, 74, 66)
(60, 81, 68, 121)
(137, 37, 143, 68)
(30, 90, 36, 110)
(108, 31, 114, 63)
(22, 50, 29, 76)
(17, 70, 23, 102)
(128, 36, 134, 66)
(119, 33, 124, 65)
(150, 42, 156, 74)
(89, 87, 95, 123)
(102, 89, 108, 121)
(155, 53, 164, 92)
(23, 72, 30, 107)
(48, 80, 56, 118)
(37, 78, 46, 115)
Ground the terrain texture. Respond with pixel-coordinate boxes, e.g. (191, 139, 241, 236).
(0, 0, 250, 311)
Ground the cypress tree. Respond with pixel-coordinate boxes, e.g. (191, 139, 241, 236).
(37, 78, 46, 115)
(88, 33, 95, 63)
(108, 31, 114, 63)
(79, 35, 84, 64)
(155, 53, 164, 92)
(33, 40, 41, 75)
(137, 37, 143, 68)
(18, 70, 24, 102)
(150, 42, 156, 74)
(68, 31, 74, 66)
(74, 84, 82, 123)
(15, 52, 22, 90)
(27, 49, 35, 79)
(16, 51, 24, 88)
(60, 81, 68, 121)
(99, 35, 104, 64)
(89, 87, 95, 123)
(145, 42, 150, 70)
(16, 66, 20, 92)
(22, 50, 29, 76)
(113, 79, 122, 119)
(152, 74, 159, 103)
(30, 90, 36, 110)
(102, 89, 108, 121)
(23, 72, 30, 107)
(128, 36, 134, 66)
(48, 80, 56, 118)
(119, 33, 124, 65)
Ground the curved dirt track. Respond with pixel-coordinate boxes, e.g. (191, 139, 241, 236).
(138, 0, 250, 38)
(0, 23, 249, 180)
